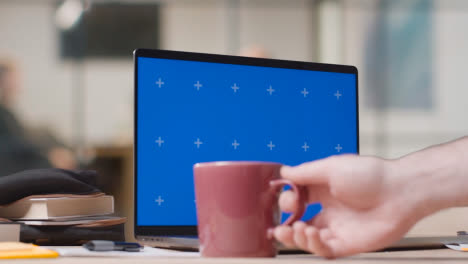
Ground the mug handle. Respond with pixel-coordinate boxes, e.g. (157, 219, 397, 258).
(269, 178, 308, 226)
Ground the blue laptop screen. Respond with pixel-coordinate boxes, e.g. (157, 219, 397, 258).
(136, 56, 358, 226)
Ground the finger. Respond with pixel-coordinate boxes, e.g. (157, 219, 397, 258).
(279, 187, 330, 213)
(292, 221, 308, 251)
(305, 226, 334, 258)
(281, 159, 334, 185)
(279, 190, 297, 213)
(323, 238, 348, 258)
(326, 238, 367, 258)
(308, 211, 328, 229)
(273, 225, 296, 248)
(319, 228, 334, 241)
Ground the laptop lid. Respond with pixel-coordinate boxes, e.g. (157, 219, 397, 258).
(134, 49, 359, 238)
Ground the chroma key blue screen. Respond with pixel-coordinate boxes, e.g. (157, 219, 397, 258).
(136, 56, 358, 226)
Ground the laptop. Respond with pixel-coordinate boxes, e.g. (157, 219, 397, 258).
(133, 49, 359, 249)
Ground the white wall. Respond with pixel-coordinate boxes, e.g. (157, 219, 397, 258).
(0, 2, 74, 143)
(0, 0, 316, 147)
(238, 0, 315, 61)
(160, 0, 228, 55)
(342, 0, 468, 158)
(3, 0, 465, 156)
(0, 1, 135, 146)
(161, 0, 315, 59)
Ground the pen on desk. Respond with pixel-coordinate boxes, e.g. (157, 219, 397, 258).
(83, 240, 143, 252)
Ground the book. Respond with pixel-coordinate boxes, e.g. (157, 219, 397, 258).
(0, 195, 114, 220)
(18, 216, 125, 226)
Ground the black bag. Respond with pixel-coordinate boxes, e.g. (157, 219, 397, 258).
(0, 168, 101, 205)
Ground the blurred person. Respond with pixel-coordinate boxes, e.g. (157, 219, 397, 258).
(274, 136, 468, 259)
(239, 44, 272, 58)
(0, 59, 76, 175)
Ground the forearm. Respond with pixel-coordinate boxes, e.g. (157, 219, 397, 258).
(393, 136, 468, 217)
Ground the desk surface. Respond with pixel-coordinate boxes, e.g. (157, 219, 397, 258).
(9, 249, 468, 264)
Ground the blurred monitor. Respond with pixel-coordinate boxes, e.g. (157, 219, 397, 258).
(59, 3, 160, 59)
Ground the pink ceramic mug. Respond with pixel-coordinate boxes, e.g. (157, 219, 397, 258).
(194, 161, 307, 257)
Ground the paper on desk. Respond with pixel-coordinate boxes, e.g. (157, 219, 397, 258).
(46, 246, 199, 257)
(445, 244, 468, 252)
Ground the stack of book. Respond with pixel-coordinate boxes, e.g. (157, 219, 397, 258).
(0, 194, 125, 244)
(0, 195, 115, 224)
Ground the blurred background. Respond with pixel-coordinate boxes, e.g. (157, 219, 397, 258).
(1, 0, 467, 239)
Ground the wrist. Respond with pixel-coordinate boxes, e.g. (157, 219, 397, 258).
(391, 138, 468, 219)
(382, 159, 431, 226)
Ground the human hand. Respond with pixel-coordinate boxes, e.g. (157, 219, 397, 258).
(274, 155, 426, 258)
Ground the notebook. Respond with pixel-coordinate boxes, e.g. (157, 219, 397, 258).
(0, 242, 58, 259)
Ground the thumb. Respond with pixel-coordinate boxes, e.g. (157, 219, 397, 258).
(281, 157, 335, 185)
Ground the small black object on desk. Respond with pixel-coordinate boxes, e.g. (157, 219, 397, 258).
(83, 240, 143, 252)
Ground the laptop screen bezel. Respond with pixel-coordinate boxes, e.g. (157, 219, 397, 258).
(134, 48, 360, 237)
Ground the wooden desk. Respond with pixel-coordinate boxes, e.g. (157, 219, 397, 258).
(9, 249, 468, 264)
